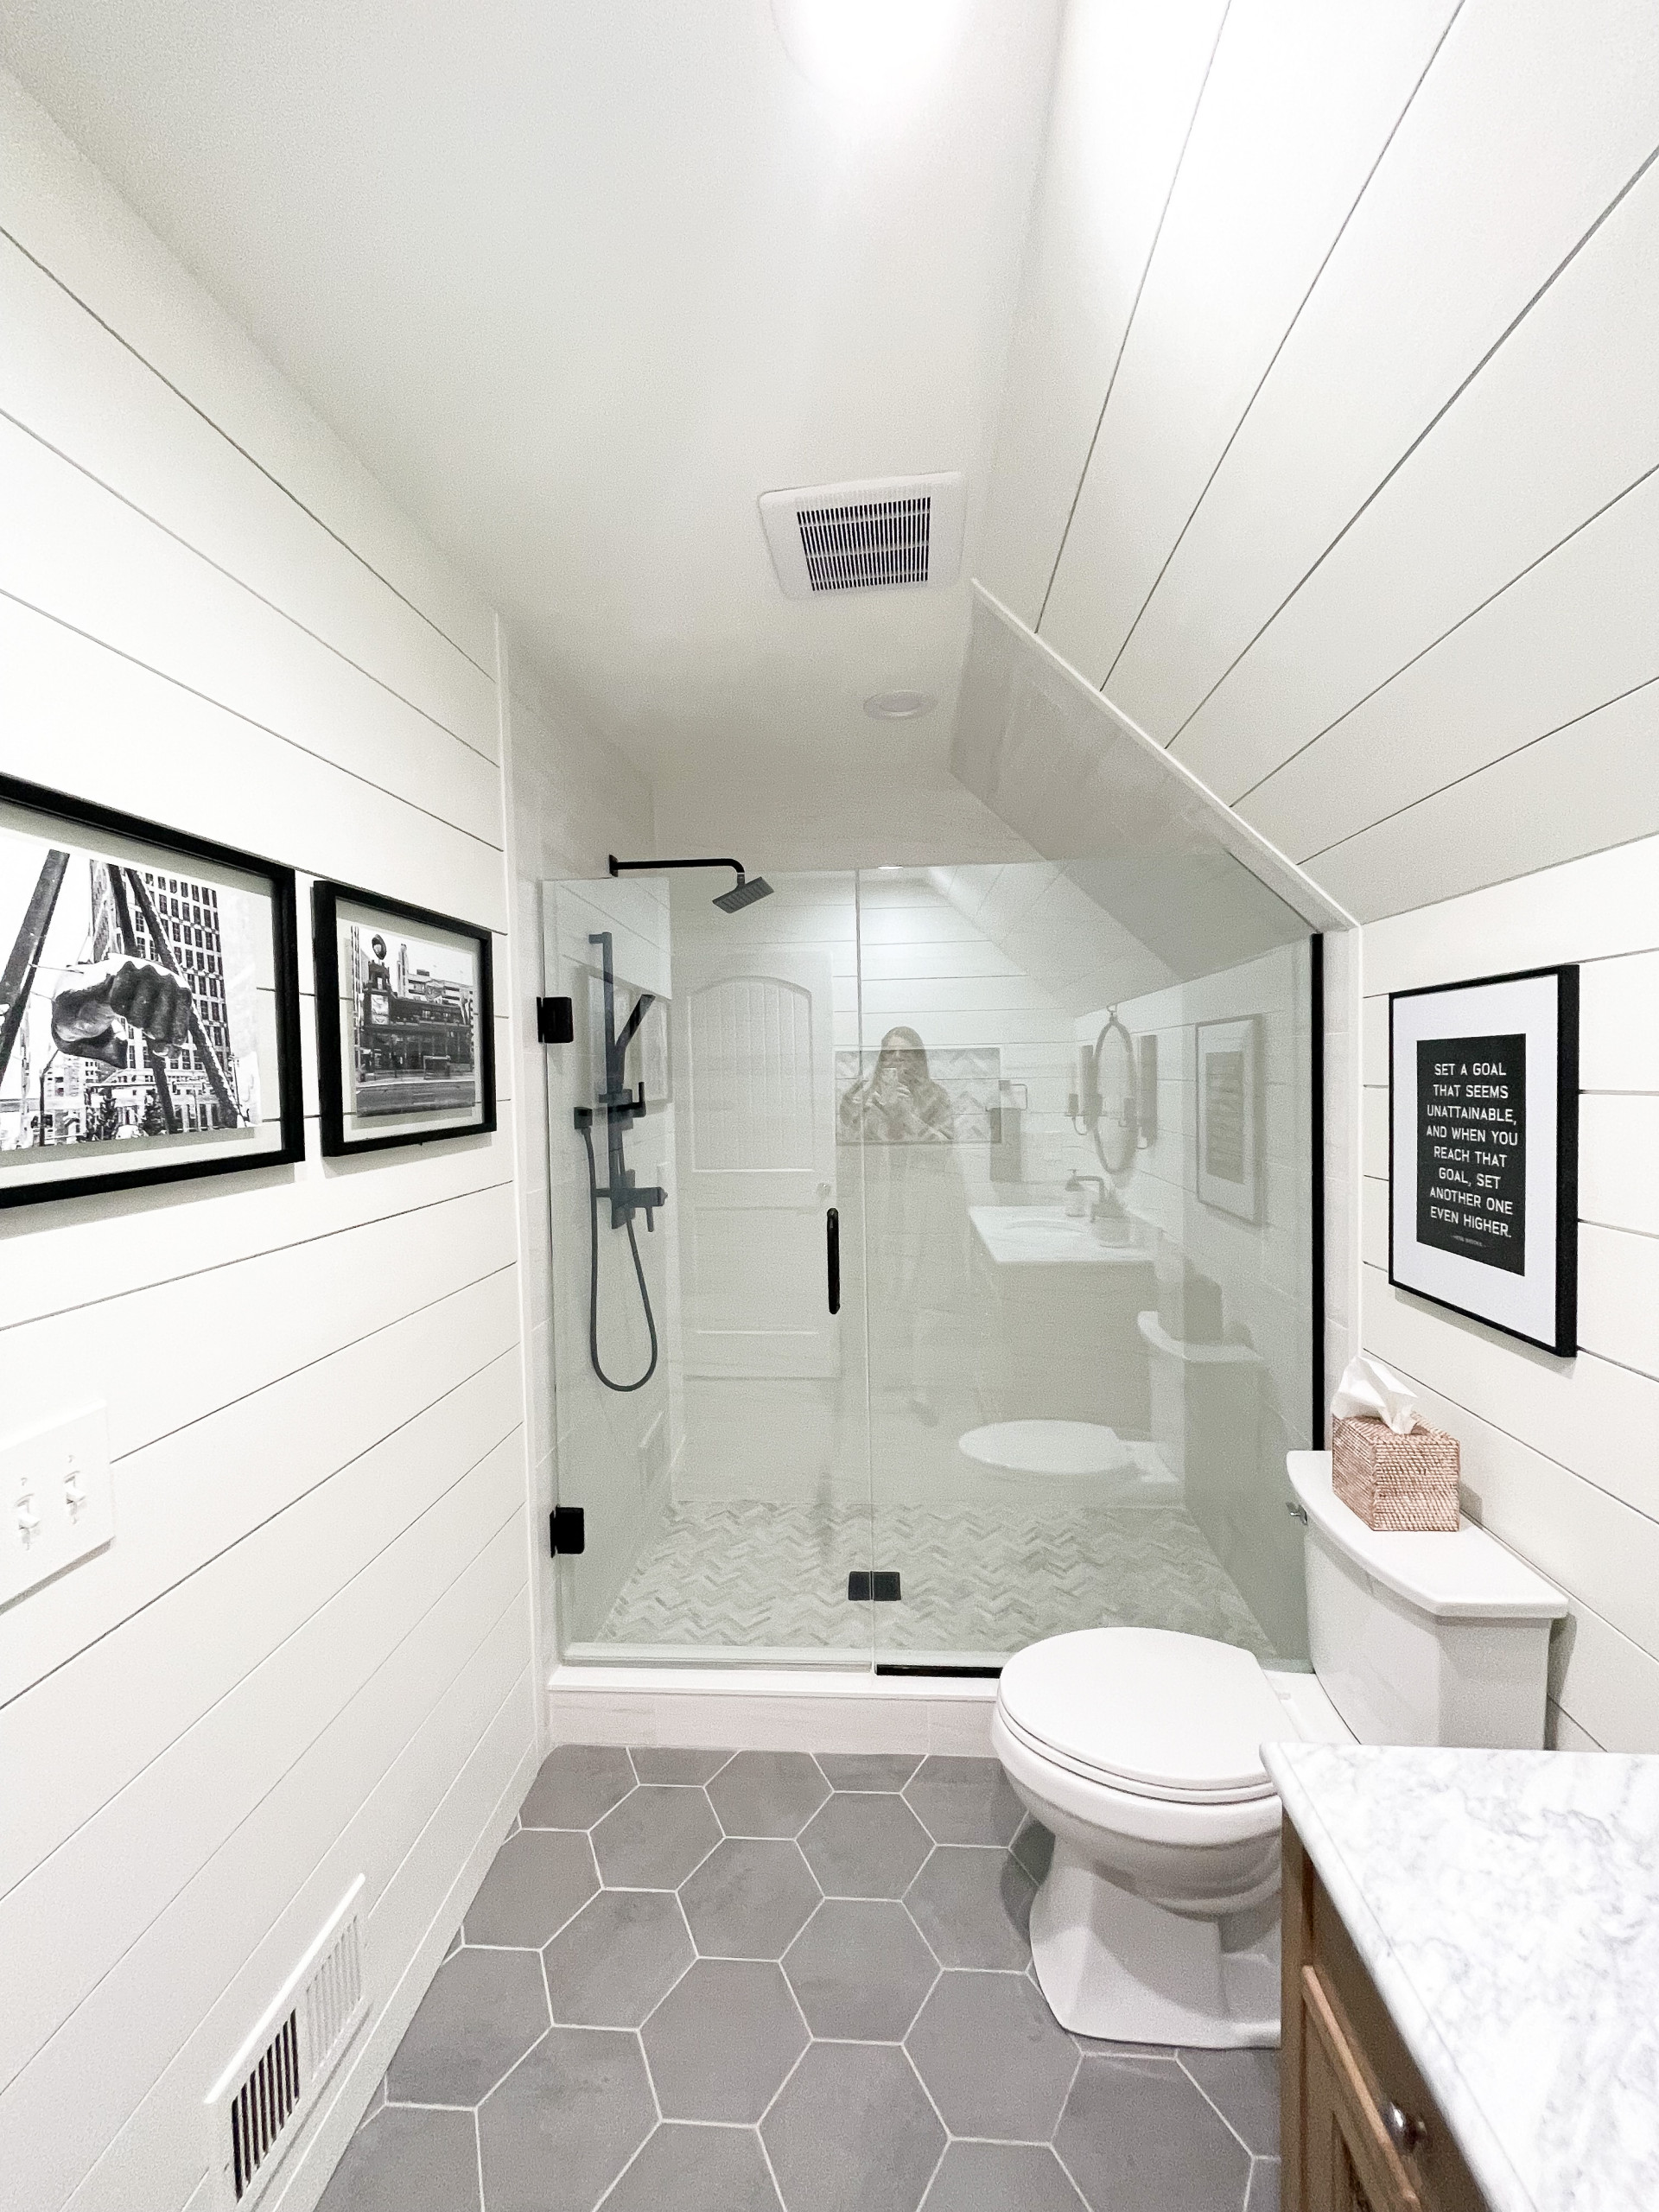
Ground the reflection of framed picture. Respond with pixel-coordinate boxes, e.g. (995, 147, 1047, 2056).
(313, 884, 495, 1158)
(1196, 1017, 1260, 1222)
(1389, 965, 1578, 1356)
(0, 772, 302, 1210)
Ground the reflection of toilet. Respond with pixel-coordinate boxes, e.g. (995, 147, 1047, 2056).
(1137, 1310, 1262, 1488)
(992, 1450, 1567, 2047)
(957, 1420, 1179, 1505)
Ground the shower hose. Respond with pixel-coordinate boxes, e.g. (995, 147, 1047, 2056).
(579, 1116, 659, 1393)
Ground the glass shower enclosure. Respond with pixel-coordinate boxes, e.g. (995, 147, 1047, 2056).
(543, 856, 1320, 1677)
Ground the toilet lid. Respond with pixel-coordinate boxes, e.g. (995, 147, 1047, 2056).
(997, 1628, 1287, 1804)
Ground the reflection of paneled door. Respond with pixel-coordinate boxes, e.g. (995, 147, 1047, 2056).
(674, 947, 838, 1377)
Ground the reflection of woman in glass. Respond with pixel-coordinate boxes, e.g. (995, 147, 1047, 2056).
(844, 1027, 972, 1433)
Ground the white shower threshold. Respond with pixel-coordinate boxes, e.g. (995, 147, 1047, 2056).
(547, 1661, 999, 1758)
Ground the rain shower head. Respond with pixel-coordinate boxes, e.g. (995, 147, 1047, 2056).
(608, 854, 774, 914)
(712, 872, 774, 913)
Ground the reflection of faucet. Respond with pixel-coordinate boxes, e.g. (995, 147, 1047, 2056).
(1076, 1175, 1107, 1219)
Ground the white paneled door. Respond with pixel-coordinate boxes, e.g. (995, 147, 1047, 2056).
(675, 945, 841, 1378)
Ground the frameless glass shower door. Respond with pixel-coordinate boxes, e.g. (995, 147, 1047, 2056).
(546, 869, 874, 1664)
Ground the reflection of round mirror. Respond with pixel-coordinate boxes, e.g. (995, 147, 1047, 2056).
(1094, 1016, 1137, 1177)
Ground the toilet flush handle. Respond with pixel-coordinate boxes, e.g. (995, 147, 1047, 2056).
(1286, 1498, 1308, 1525)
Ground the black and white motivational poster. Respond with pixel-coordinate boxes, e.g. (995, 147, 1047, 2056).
(1390, 968, 1578, 1356)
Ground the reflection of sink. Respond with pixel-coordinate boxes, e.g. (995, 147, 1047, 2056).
(969, 1206, 1150, 1268)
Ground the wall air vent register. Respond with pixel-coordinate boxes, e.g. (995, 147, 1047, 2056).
(760, 473, 965, 600)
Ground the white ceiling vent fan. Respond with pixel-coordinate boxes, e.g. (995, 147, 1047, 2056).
(760, 473, 965, 600)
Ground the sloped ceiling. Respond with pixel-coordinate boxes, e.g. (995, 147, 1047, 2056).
(980, 0, 1659, 923)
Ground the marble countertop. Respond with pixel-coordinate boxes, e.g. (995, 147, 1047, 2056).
(1263, 1742, 1659, 2212)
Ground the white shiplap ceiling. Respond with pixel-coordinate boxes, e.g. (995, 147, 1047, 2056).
(0, 0, 1061, 852)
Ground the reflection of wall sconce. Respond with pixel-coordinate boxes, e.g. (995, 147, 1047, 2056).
(1136, 1034, 1158, 1146)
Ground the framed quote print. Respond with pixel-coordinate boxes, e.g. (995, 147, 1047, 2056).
(1389, 965, 1579, 1356)
(1196, 1015, 1260, 1223)
(0, 772, 303, 1209)
(313, 882, 495, 1158)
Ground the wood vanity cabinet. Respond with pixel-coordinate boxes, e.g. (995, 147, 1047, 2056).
(1281, 1820, 1487, 2212)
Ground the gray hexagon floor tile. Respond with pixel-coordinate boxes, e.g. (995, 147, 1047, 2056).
(906, 1972, 1077, 2141)
(543, 1888, 693, 2026)
(642, 1957, 808, 2122)
(920, 2142, 1087, 2212)
(680, 1837, 821, 1958)
(592, 1783, 721, 1888)
(520, 1744, 635, 1830)
(904, 1758, 1025, 1846)
(798, 1793, 932, 1897)
(478, 2025, 655, 2212)
(629, 1746, 733, 1783)
(816, 1752, 923, 1791)
(1055, 2052, 1252, 2212)
(465, 1827, 599, 1948)
(904, 1847, 1034, 1968)
(316, 2103, 480, 2212)
(386, 1947, 548, 2106)
(600, 2122, 785, 2212)
(1180, 2044, 1281, 2155)
(1248, 2157, 1282, 2211)
(709, 1750, 830, 1837)
(785, 1898, 938, 2039)
(763, 2043, 945, 2212)
(1012, 1817, 1055, 1885)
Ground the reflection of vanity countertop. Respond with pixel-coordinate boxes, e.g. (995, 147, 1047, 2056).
(969, 1206, 1154, 1268)
(1135, 1311, 1263, 1364)
(1265, 1739, 1659, 2212)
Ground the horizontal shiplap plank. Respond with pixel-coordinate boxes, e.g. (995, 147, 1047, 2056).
(1302, 678, 1659, 923)
(1547, 1596, 1659, 1756)
(1, 1351, 523, 1895)
(1580, 1094, 1659, 1234)
(1180, 151, 1659, 803)
(0, 414, 502, 849)
(1362, 1262, 1659, 1524)
(9, 1546, 530, 2212)
(1582, 952, 1659, 1090)
(0, 71, 497, 674)
(0, 1436, 524, 2099)
(1041, 0, 1456, 684)
(1105, 0, 1659, 744)
(0, 1265, 520, 1707)
(0, 574, 507, 929)
(1243, 467, 1659, 867)
(1548, 1701, 1605, 1753)
(0, 1179, 517, 1465)
(0, 232, 498, 761)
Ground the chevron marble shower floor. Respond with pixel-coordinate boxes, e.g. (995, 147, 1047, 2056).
(586, 1499, 1281, 1666)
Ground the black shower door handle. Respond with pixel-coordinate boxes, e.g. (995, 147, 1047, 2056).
(825, 1206, 840, 1315)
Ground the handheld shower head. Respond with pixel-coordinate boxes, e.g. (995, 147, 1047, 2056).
(712, 872, 774, 913)
(608, 854, 774, 914)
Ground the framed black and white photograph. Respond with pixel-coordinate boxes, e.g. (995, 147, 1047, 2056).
(1389, 965, 1578, 1356)
(1196, 1016, 1260, 1221)
(0, 772, 303, 1209)
(313, 883, 495, 1157)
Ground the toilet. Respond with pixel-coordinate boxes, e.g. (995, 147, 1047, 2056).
(992, 1448, 1567, 2048)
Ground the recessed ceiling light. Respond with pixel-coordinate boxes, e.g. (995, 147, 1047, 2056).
(864, 690, 937, 720)
(772, 0, 966, 108)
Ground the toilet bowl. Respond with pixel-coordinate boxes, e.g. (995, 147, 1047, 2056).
(995, 1448, 1568, 2048)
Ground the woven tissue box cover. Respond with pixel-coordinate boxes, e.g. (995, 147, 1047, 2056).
(1331, 1414, 1460, 1532)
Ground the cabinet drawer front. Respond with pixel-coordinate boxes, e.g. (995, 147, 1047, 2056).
(1302, 1963, 1424, 2212)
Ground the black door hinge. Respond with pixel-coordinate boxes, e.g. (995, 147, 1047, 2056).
(550, 1505, 586, 1555)
(537, 995, 575, 1044)
(848, 1570, 901, 1602)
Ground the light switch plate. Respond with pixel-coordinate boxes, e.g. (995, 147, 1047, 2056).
(0, 1405, 113, 1606)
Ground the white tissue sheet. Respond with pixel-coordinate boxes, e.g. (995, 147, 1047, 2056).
(1330, 1353, 1419, 1436)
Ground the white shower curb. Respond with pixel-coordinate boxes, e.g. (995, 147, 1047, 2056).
(547, 1663, 998, 1758)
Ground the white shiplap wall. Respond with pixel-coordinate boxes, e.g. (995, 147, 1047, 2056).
(1359, 839, 1659, 1755)
(984, 0, 1659, 922)
(0, 73, 537, 2212)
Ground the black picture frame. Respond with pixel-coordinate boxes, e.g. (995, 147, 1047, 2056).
(0, 770, 304, 1210)
(1388, 963, 1579, 1357)
(312, 880, 496, 1159)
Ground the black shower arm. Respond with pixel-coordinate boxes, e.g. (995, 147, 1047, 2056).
(608, 853, 749, 890)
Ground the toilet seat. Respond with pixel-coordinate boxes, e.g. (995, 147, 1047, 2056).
(996, 1627, 1288, 1806)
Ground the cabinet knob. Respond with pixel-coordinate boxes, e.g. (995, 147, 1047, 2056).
(1382, 2100, 1428, 2157)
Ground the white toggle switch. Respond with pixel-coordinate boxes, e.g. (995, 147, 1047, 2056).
(0, 1408, 112, 1606)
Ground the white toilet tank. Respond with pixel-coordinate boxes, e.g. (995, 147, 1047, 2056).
(1288, 1451, 1567, 1749)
